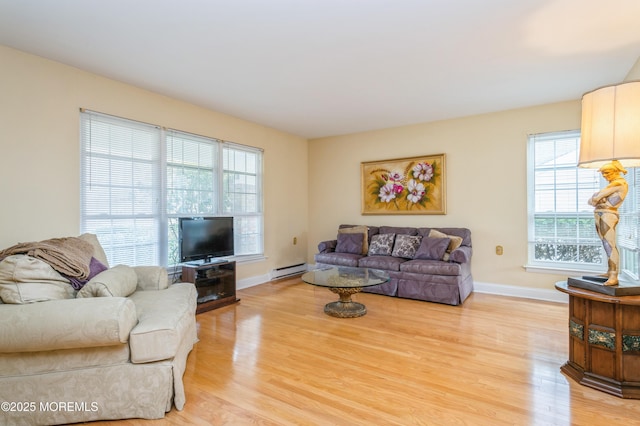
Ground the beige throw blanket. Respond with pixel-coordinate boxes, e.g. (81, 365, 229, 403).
(0, 237, 94, 279)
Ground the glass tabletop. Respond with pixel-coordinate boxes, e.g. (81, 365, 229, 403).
(301, 266, 389, 289)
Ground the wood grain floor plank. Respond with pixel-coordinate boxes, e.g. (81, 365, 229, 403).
(92, 278, 640, 425)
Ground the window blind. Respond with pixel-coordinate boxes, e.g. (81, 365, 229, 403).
(81, 111, 265, 267)
(80, 111, 162, 266)
(223, 143, 263, 255)
(528, 131, 604, 268)
(528, 130, 640, 281)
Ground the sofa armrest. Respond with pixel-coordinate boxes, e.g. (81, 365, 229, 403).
(449, 246, 472, 264)
(318, 240, 337, 254)
(133, 266, 169, 291)
(0, 297, 137, 353)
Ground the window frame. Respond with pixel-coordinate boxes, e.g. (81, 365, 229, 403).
(80, 110, 264, 268)
(527, 130, 640, 282)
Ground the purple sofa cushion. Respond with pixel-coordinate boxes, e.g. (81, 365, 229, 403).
(315, 252, 363, 268)
(400, 259, 461, 276)
(358, 255, 406, 272)
(414, 236, 450, 260)
(335, 233, 364, 254)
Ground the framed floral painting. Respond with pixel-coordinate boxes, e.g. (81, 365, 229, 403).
(361, 154, 446, 215)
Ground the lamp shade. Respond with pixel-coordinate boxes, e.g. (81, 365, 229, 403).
(579, 80, 640, 169)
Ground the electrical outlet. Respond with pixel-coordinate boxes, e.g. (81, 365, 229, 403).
(496, 245, 503, 255)
(293, 237, 297, 245)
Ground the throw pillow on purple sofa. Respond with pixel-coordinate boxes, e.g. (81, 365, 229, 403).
(337, 225, 369, 254)
(414, 236, 450, 260)
(368, 233, 395, 256)
(428, 229, 463, 261)
(335, 233, 364, 254)
(392, 234, 422, 259)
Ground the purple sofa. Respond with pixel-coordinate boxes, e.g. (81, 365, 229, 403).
(314, 225, 473, 305)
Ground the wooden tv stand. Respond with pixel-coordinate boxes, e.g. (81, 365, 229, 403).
(181, 260, 239, 314)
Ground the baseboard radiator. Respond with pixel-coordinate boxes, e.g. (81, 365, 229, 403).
(270, 263, 307, 280)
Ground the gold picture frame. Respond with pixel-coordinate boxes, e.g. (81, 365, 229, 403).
(361, 154, 446, 215)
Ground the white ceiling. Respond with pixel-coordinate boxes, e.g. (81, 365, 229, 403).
(1, 0, 639, 139)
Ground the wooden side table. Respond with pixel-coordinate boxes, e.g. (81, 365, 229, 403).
(555, 281, 640, 398)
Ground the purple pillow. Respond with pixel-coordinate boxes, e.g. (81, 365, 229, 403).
(88, 256, 109, 278)
(335, 233, 364, 254)
(414, 237, 450, 260)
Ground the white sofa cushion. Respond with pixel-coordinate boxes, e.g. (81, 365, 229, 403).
(77, 265, 137, 298)
(128, 283, 197, 363)
(0, 255, 74, 304)
(0, 344, 131, 376)
(0, 297, 137, 352)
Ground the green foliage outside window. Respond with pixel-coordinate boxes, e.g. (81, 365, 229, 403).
(533, 216, 602, 264)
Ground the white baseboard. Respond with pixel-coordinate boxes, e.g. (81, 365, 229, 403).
(237, 273, 271, 290)
(237, 269, 568, 304)
(473, 281, 568, 303)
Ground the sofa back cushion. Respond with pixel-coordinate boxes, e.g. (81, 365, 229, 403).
(379, 226, 418, 236)
(0, 255, 74, 304)
(78, 233, 109, 268)
(417, 227, 472, 247)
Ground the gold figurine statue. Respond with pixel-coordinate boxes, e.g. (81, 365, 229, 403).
(588, 160, 628, 286)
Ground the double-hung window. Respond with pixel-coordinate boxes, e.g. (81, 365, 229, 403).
(165, 130, 219, 265)
(80, 112, 162, 266)
(80, 110, 264, 267)
(527, 130, 640, 282)
(222, 144, 263, 255)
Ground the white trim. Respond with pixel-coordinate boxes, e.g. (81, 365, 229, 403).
(473, 281, 568, 303)
(523, 264, 600, 275)
(237, 273, 270, 290)
(233, 254, 267, 264)
(237, 262, 569, 304)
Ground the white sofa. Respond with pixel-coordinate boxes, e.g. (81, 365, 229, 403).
(0, 234, 198, 425)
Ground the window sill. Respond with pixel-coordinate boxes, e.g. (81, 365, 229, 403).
(232, 254, 267, 264)
(523, 264, 601, 276)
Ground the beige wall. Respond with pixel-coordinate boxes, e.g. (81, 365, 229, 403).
(0, 45, 308, 281)
(3, 42, 635, 291)
(308, 101, 582, 291)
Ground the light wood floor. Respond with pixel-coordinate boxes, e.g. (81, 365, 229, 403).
(98, 278, 640, 425)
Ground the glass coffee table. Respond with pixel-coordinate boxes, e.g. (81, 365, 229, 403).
(301, 266, 390, 318)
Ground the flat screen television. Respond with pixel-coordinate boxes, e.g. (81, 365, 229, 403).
(179, 216, 234, 263)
